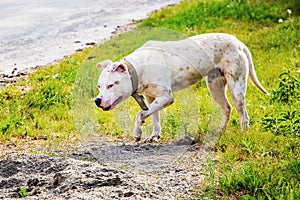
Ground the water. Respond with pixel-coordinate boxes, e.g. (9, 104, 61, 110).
(0, 0, 179, 75)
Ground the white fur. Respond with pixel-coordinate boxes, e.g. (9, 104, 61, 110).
(95, 33, 269, 142)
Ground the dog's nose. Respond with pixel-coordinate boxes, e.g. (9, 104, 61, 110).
(95, 98, 101, 107)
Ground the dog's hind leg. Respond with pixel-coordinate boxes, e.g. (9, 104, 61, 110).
(207, 68, 232, 133)
(227, 81, 249, 130)
(225, 59, 250, 131)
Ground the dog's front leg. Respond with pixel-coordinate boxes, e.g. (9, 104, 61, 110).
(134, 90, 174, 142)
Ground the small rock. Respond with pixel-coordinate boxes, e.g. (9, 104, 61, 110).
(102, 175, 122, 186)
(123, 191, 134, 197)
(53, 173, 64, 187)
(11, 68, 17, 74)
(85, 42, 96, 46)
(27, 178, 39, 187)
(174, 135, 195, 145)
(175, 168, 184, 173)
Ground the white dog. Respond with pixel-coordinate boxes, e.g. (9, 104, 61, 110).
(95, 33, 269, 142)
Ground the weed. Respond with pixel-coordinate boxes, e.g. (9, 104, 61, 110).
(162, 113, 181, 139)
(270, 71, 300, 104)
(261, 70, 300, 136)
(219, 160, 300, 199)
(198, 158, 218, 200)
(261, 109, 300, 136)
(241, 139, 255, 155)
(17, 187, 28, 198)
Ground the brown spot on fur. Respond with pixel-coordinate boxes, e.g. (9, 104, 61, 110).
(180, 68, 183, 71)
(115, 80, 120, 85)
(186, 66, 190, 70)
(226, 60, 230, 64)
(189, 72, 195, 77)
(143, 85, 149, 90)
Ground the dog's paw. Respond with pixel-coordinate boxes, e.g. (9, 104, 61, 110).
(143, 135, 160, 143)
(133, 126, 142, 142)
(134, 136, 141, 142)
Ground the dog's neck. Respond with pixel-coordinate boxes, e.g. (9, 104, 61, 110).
(123, 59, 148, 110)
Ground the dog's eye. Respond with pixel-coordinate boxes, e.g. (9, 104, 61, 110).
(107, 84, 114, 89)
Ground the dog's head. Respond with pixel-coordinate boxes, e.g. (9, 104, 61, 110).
(95, 59, 132, 111)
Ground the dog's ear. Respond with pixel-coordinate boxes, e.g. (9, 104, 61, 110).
(96, 59, 113, 68)
(112, 63, 127, 73)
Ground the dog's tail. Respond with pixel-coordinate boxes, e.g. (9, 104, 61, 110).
(244, 46, 269, 95)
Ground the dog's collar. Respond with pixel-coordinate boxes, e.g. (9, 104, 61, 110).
(123, 59, 148, 111)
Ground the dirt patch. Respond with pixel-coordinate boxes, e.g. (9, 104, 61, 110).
(0, 138, 213, 199)
(0, 68, 34, 88)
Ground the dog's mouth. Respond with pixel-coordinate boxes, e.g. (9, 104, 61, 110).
(101, 96, 122, 111)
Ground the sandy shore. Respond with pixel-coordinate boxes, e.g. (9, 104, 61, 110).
(0, 0, 180, 76)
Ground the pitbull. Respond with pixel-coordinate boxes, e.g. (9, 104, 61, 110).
(95, 33, 269, 142)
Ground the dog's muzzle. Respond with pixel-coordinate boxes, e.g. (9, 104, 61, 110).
(95, 98, 101, 107)
(95, 98, 110, 111)
(94, 96, 122, 111)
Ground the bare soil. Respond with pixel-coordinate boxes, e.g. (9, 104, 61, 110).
(0, 137, 212, 199)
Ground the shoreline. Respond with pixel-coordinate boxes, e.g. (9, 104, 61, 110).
(0, 1, 180, 89)
(0, 1, 180, 79)
(0, 21, 140, 89)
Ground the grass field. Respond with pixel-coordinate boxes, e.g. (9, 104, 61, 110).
(1, 0, 299, 199)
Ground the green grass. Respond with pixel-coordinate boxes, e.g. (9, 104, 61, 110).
(0, 0, 300, 199)
(0, 50, 92, 145)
